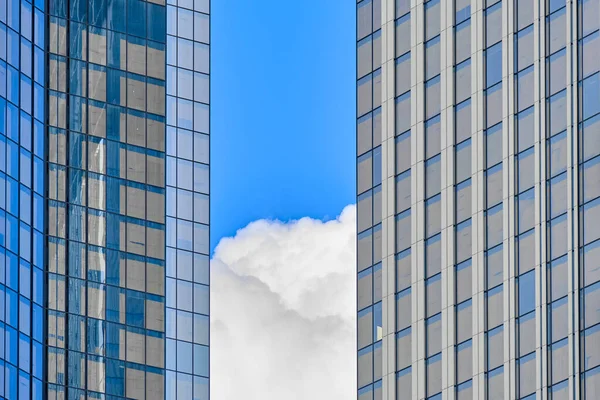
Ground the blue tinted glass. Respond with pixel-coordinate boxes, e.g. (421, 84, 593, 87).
(128, 0, 146, 37)
(107, 0, 126, 32)
(20, 112, 32, 151)
(148, 3, 166, 42)
(582, 73, 600, 120)
(548, 0, 565, 14)
(519, 270, 536, 315)
(19, 260, 30, 298)
(7, 101, 19, 142)
(7, 29, 20, 68)
(7, 177, 18, 215)
(6, 251, 18, 290)
(20, 40, 32, 78)
(486, 43, 502, 87)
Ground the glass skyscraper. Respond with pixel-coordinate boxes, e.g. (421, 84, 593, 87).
(0, 0, 210, 397)
(357, 0, 600, 399)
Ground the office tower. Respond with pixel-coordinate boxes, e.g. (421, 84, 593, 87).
(357, 0, 600, 398)
(0, 0, 210, 397)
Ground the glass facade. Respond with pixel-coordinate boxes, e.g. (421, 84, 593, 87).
(0, 0, 46, 396)
(357, 0, 600, 399)
(164, 0, 210, 397)
(1, 0, 209, 397)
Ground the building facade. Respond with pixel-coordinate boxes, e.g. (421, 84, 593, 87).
(0, 0, 210, 397)
(357, 0, 600, 399)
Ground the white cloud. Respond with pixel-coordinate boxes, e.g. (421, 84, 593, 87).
(211, 205, 356, 400)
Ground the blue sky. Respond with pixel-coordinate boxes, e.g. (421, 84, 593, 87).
(211, 0, 356, 251)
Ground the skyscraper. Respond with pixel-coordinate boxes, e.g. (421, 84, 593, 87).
(357, 0, 600, 399)
(1, 0, 210, 397)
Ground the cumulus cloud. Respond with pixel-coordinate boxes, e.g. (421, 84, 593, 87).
(211, 205, 356, 400)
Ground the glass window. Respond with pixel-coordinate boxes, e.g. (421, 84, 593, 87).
(425, 36, 440, 80)
(426, 234, 441, 277)
(517, 229, 536, 274)
(358, 307, 373, 349)
(485, 2, 503, 46)
(580, 113, 600, 163)
(358, 0, 373, 40)
(426, 313, 442, 356)
(396, 288, 411, 331)
(582, 240, 600, 288)
(548, 131, 567, 177)
(456, 340, 473, 384)
(358, 112, 373, 156)
(547, 48, 567, 96)
(518, 352, 537, 397)
(582, 365, 600, 399)
(516, 25, 534, 71)
(359, 229, 373, 271)
(456, 220, 472, 264)
(548, 172, 567, 219)
(580, 0, 600, 38)
(518, 270, 536, 315)
(456, 139, 471, 184)
(548, 90, 567, 137)
(425, 155, 441, 199)
(486, 203, 503, 248)
(549, 381, 569, 400)
(485, 84, 503, 128)
(583, 198, 600, 245)
(487, 366, 504, 400)
(580, 31, 600, 80)
(395, 92, 411, 135)
(373, 146, 382, 187)
(456, 100, 472, 144)
(456, 179, 472, 223)
(456, 0, 470, 23)
(455, 60, 471, 104)
(486, 245, 503, 288)
(548, 255, 568, 301)
(456, 260, 472, 303)
(395, 131, 411, 173)
(396, 367, 412, 400)
(425, 115, 441, 160)
(425, 76, 441, 119)
(373, 30, 382, 75)
(547, 7, 566, 55)
(358, 151, 373, 194)
(425, 0, 440, 40)
(426, 273, 441, 317)
(456, 300, 473, 343)
(550, 339, 569, 384)
(358, 346, 373, 388)
(455, 20, 471, 64)
(581, 73, 600, 121)
(549, 297, 568, 343)
(486, 284, 503, 329)
(395, 52, 411, 96)
(395, 14, 411, 57)
(358, 36, 373, 79)
(517, 311, 536, 356)
(396, 170, 411, 213)
(396, 249, 411, 292)
(517, 66, 535, 111)
(582, 324, 600, 372)
(358, 190, 373, 233)
(426, 353, 442, 396)
(517, 189, 535, 234)
(487, 325, 504, 370)
(396, 328, 412, 371)
(396, 210, 411, 252)
(549, 213, 568, 260)
(517, 0, 534, 30)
